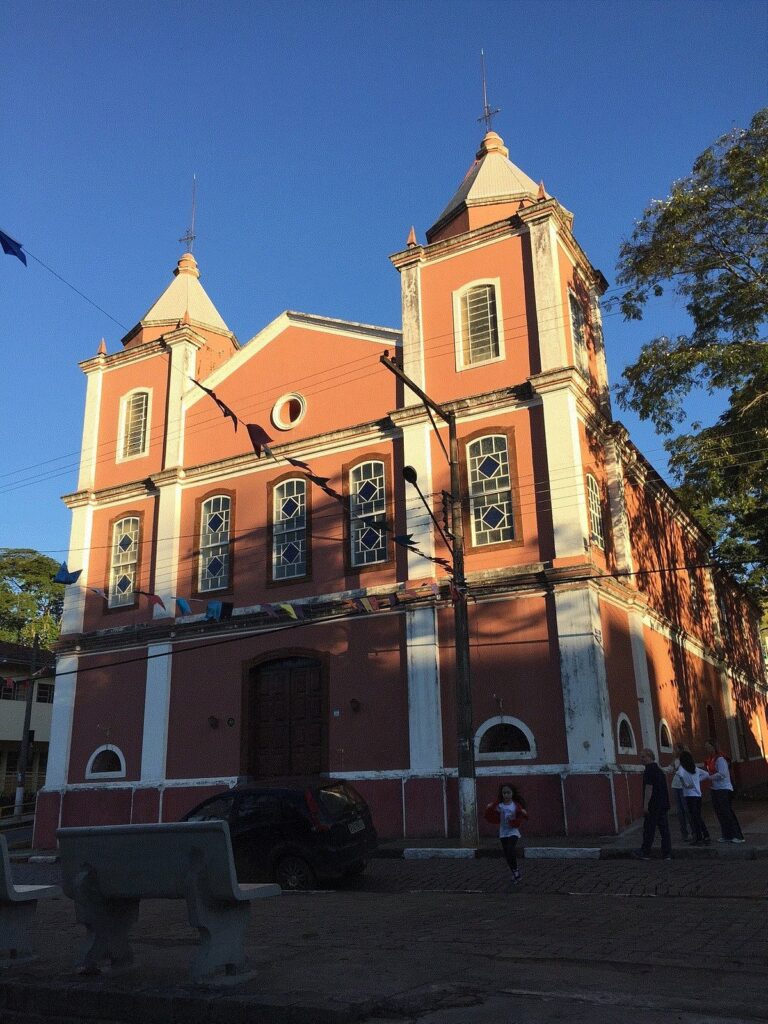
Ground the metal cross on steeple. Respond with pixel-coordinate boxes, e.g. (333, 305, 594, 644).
(179, 174, 197, 252)
(477, 50, 500, 133)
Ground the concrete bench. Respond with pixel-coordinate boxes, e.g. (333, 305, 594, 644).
(56, 821, 280, 982)
(0, 833, 61, 962)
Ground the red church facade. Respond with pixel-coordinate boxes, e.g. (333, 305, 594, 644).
(34, 129, 767, 847)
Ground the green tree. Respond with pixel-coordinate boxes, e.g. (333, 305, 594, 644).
(615, 108, 768, 601)
(0, 548, 64, 648)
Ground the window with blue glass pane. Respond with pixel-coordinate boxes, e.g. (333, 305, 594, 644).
(109, 517, 140, 607)
(199, 496, 231, 592)
(273, 479, 307, 580)
(468, 436, 514, 546)
(350, 461, 387, 566)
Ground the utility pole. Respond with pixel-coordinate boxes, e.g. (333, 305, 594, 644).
(380, 353, 478, 846)
(14, 634, 39, 818)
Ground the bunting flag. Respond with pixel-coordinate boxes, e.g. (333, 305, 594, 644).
(175, 597, 192, 615)
(284, 455, 314, 472)
(0, 229, 26, 265)
(89, 587, 108, 599)
(191, 378, 239, 432)
(278, 602, 299, 620)
(137, 590, 166, 611)
(387, 594, 400, 608)
(53, 562, 82, 585)
(260, 604, 280, 618)
(246, 423, 274, 457)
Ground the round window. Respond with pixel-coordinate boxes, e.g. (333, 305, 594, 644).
(271, 392, 307, 431)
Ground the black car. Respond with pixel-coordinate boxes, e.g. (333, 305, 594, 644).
(182, 779, 377, 890)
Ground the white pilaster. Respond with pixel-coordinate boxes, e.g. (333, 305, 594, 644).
(164, 335, 199, 469)
(140, 643, 173, 783)
(399, 260, 426, 403)
(46, 654, 78, 787)
(528, 218, 568, 370)
(401, 422, 436, 577)
(153, 480, 183, 615)
(604, 435, 635, 576)
(77, 360, 105, 491)
(628, 611, 658, 754)
(718, 667, 740, 757)
(538, 388, 589, 558)
(555, 588, 615, 766)
(406, 606, 444, 770)
(60, 503, 94, 635)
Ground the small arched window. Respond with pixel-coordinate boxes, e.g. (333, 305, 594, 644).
(108, 516, 140, 608)
(617, 714, 636, 753)
(119, 390, 150, 460)
(199, 495, 232, 592)
(349, 461, 387, 567)
(86, 745, 126, 779)
(273, 478, 308, 580)
(456, 283, 501, 367)
(467, 435, 515, 546)
(586, 474, 605, 550)
(475, 717, 536, 761)
(659, 720, 673, 752)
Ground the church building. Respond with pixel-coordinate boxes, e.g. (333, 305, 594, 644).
(34, 126, 767, 848)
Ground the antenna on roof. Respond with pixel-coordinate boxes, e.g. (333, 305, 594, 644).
(477, 50, 500, 133)
(179, 174, 197, 252)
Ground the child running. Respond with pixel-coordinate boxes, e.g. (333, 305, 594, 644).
(496, 782, 527, 885)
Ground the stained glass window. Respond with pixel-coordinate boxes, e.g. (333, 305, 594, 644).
(199, 496, 231, 592)
(109, 517, 139, 607)
(273, 479, 307, 580)
(467, 436, 514, 546)
(350, 461, 387, 566)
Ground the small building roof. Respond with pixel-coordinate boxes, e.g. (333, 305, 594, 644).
(139, 253, 230, 334)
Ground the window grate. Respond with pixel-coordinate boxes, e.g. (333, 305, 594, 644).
(121, 392, 149, 458)
(109, 517, 139, 607)
(273, 479, 307, 580)
(460, 285, 500, 365)
(350, 462, 387, 566)
(199, 496, 231, 592)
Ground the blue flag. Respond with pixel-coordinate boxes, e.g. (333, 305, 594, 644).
(0, 229, 26, 265)
(53, 562, 82, 585)
(175, 597, 192, 615)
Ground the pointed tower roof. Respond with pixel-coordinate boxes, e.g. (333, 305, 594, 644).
(139, 253, 230, 334)
(427, 130, 546, 242)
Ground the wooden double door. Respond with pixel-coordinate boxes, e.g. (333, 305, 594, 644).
(247, 657, 326, 777)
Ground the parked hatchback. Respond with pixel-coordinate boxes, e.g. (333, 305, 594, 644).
(182, 779, 377, 890)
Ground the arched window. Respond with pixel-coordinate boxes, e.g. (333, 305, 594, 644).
(86, 745, 126, 779)
(108, 516, 140, 608)
(349, 461, 387, 567)
(659, 720, 673, 752)
(199, 495, 232, 592)
(467, 435, 515, 546)
(586, 474, 605, 550)
(119, 390, 150, 459)
(456, 283, 502, 367)
(273, 478, 307, 580)
(569, 292, 589, 377)
(475, 717, 536, 761)
(617, 714, 636, 753)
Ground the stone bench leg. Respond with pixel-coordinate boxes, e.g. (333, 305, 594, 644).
(0, 901, 38, 961)
(186, 887, 249, 982)
(72, 868, 140, 973)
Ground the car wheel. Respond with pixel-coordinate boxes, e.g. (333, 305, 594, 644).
(275, 855, 317, 891)
(343, 860, 367, 878)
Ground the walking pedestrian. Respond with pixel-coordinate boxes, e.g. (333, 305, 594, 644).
(671, 742, 691, 841)
(704, 740, 745, 843)
(496, 783, 527, 885)
(634, 748, 672, 860)
(676, 751, 711, 844)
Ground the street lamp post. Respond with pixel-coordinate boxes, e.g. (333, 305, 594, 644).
(382, 353, 479, 847)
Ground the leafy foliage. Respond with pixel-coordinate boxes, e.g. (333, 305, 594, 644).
(0, 548, 64, 647)
(615, 108, 768, 600)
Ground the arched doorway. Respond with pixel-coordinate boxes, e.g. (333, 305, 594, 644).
(245, 656, 326, 778)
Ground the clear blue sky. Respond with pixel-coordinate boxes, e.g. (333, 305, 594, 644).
(1, 0, 765, 560)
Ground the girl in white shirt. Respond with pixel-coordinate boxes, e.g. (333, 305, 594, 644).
(497, 783, 527, 885)
(676, 751, 711, 844)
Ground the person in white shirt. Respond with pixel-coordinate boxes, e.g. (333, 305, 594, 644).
(704, 740, 745, 843)
(670, 743, 692, 841)
(676, 750, 711, 844)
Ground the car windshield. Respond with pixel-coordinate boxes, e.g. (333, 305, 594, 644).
(315, 783, 366, 821)
(186, 795, 232, 821)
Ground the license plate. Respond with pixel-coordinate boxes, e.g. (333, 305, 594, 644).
(348, 819, 365, 834)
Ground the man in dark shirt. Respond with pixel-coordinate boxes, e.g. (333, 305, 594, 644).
(635, 747, 672, 860)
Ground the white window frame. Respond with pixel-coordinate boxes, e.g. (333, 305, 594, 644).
(617, 713, 637, 754)
(85, 744, 126, 780)
(475, 716, 537, 761)
(198, 495, 232, 592)
(586, 474, 605, 550)
(117, 388, 152, 462)
(568, 290, 589, 378)
(658, 719, 673, 753)
(349, 460, 388, 568)
(467, 435, 515, 547)
(108, 516, 140, 608)
(453, 278, 505, 371)
(272, 478, 308, 580)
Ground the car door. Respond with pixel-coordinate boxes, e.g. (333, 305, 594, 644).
(229, 791, 284, 880)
